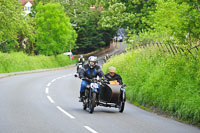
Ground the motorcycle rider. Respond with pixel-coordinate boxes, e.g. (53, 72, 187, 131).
(104, 54, 110, 63)
(105, 66, 123, 85)
(79, 56, 105, 102)
(76, 55, 85, 73)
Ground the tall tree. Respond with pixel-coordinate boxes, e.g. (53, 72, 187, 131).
(34, 0, 117, 54)
(0, 0, 35, 52)
(35, 2, 77, 56)
(58, 0, 116, 54)
(98, 0, 157, 33)
(73, 9, 115, 54)
(149, 0, 200, 44)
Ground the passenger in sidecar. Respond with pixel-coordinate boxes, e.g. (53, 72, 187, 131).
(105, 66, 123, 85)
(99, 66, 126, 112)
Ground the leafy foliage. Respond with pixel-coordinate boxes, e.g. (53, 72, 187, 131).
(56, 0, 116, 54)
(99, 0, 157, 33)
(149, 0, 200, 44)
(103, 47, 200, 125)
(99, 3, 134, 30)
(35, 2, 77, 56)
(72, 10, 115, 54)
(0, 0, 35, 52)
(127, 0, 200, 47)
(0, 0, 22, 42)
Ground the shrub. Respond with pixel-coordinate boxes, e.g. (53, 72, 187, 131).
(103, 46, 200, 125)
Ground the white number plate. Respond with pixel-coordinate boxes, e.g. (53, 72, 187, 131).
(91, 83, 98, 89)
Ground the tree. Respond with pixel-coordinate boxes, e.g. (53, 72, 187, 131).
(72, 10, 115, 54)
(0, 0, 35, 52)
(98, 0, 157, 33)
(34, 0, 117, 54)
(99, 3, 134, 30)
(57, 0, 116, 54)
(35, 2, 77, 56)
(149, 0, 200, 44)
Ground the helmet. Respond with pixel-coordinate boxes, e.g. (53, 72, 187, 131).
(88, 56, 97, 68)
(80, 55, 83, 58)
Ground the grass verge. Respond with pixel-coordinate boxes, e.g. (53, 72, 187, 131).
(102, 46, 200, 126)
(0, 52, 76, 73)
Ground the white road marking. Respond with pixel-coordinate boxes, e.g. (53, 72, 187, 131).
(45, 87, 49, 94)
(56, 77, 62, 80)
(51, 79, 56, 83)
(56, 106, 75, 119)
(47, 96, 55, 103)
(63, 74, 73, 78)
(84, 126, 98, 133)
(47, 83, 51, 87)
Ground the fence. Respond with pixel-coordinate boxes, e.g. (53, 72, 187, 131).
(136, 42, 200, 59)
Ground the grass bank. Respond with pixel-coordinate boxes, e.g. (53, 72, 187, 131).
(0, 52, 76, 73)
(102, 46, 200, 126)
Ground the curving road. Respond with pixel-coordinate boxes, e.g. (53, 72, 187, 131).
(0, 67, 199, 133)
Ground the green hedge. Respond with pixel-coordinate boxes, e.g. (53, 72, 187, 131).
(102, 46, 200, 125)
(0, 52, 76, 73)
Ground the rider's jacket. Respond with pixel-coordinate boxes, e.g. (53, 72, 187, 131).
(105, 73, 123, 85)
(104, 55, 109, 61)
(79, 64, 105, 79)
(76, 58, 85, 65)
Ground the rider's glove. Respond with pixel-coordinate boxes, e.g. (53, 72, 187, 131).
(79, 76, 84, 79)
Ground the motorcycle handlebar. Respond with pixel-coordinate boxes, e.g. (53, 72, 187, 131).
(81, 77, 107, 83)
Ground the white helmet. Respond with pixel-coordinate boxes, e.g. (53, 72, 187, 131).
(88, 56, 97, 68)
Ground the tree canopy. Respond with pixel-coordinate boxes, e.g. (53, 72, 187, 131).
(35, 2, 77, 56)
(1, 0, 198, 55)
(0, 0, 35, 52)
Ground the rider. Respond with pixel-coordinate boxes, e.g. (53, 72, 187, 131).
(79, 56, 105, 102)
(76, 55, 85, 72)
(105, 66, 123, 85)
(104, 54, 110, 62)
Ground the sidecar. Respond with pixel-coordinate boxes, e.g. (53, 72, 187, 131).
(98, 83, 126, 112)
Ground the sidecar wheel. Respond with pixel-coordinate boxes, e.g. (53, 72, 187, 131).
(119, 102, 125, 113)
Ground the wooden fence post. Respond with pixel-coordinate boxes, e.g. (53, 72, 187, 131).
(168, 43, 176, 56)
(164, 43, 171, 54)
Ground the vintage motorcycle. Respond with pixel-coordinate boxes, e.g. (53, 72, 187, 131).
(76, 63, 83, 74)
(80, 77, 126, 113)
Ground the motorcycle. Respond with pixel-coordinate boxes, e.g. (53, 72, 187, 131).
(79, 77, 126, 113)
(76, 63, 83, 74)
(82, 78, 99, 113)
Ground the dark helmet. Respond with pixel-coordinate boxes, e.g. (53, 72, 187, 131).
(88, 56, 97, 68)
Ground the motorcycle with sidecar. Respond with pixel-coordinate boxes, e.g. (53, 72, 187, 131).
(80, 77, 126, 113)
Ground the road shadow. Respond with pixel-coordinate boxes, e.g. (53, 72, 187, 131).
(73, 106, 122, 114)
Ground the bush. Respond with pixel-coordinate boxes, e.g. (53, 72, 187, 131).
(0, 52, 75, 73)
(103, 46, 200, 125)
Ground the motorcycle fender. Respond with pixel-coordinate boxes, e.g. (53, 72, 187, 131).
(92, 88, 98, 93)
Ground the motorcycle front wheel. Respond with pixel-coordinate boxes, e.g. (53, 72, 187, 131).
(89, 93, 96, 113)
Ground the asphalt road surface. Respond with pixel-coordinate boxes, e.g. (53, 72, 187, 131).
(0, 67, 199, 133)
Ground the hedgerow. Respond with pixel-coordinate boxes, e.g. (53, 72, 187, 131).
(103, 46, 200, 125)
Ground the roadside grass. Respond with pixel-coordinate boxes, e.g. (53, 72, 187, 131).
(0, 52, 76, 73)
(102, 46, 200, 126)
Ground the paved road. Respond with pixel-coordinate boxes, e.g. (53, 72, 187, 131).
(0, 67, 199, 133)
(0, 43, 199, 133)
